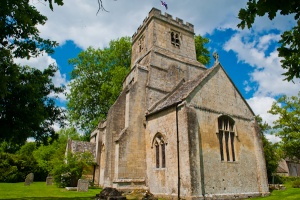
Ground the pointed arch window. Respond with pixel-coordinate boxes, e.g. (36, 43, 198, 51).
(152, 134, 166, 168)
(217, 116, 236, 162)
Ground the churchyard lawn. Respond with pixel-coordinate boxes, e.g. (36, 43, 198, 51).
(0, 182, 100, 199)
(0, 181, 300, 199)
(251, 181, 300, 200)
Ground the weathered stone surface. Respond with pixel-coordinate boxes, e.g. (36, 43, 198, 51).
(77, 179, 89, 192)
(66, 187, 77, 191)
(96, 187, 125, 200)
(87, 7, 269, 199)
(24, 173, 34, 186)
(46, 176, 53, 185)
(269, 184, 286, 191)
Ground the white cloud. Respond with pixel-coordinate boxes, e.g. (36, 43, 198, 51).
(14, 53, 56, 70)
(265, 134, 281, 143)
(247, 96, 278, 126)
(32, 0, 253, 49)
(224, 32, 300, 97)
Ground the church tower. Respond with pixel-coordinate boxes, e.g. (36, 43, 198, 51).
(102, 8, 206, 190)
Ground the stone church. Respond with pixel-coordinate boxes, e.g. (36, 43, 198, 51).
(89, 8, 269, 199)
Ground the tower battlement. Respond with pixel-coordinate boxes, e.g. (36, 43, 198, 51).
(132, 8, 194, 42)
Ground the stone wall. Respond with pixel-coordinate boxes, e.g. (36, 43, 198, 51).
(187, 65, 268, 197)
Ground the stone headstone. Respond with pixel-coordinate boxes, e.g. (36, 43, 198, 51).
(46, 176, 53, 185)
(77, 179, 89, 192)
(24, 173, 34, 186)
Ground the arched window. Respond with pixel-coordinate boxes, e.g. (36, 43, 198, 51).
(152, 134, 166, 168)
(138, 35, 145, 52)
(171, 31, 180, 47)
(217, 116, 236, 162)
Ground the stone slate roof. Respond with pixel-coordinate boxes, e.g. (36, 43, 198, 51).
(66, 139, 96, 161)
(147, 62, 219, 115)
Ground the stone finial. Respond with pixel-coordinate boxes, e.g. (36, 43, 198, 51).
(213, 52, 219, 63)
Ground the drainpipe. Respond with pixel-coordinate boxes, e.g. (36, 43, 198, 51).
(92, 165, 96, 184)
(176, 104, 180, 200)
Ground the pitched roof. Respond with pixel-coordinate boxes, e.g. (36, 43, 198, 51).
(147, 62, 219, 116)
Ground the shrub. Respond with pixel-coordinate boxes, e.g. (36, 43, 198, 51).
(269, 175, 284, 184)
(52, 152, 95, 187)
(0, 142, 47, 183)
(292, 179, 300, 188)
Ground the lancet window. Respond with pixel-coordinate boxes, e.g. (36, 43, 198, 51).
(218, 115, 236, 162)
(153, 134, 166, 168)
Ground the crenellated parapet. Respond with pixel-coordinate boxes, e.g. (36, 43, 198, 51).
(132, 7, 194, 42)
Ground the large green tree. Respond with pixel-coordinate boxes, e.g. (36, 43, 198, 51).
(238, 0, 300, 81)
(67, 37, 132, 133)
(0, 0, 65, 146)
(256, 116, 280, 181)
(268, 92, 300, 160)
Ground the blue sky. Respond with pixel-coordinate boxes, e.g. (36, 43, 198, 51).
(15, 0, 299, 142)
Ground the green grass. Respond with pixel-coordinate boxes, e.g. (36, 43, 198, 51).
(0, 182, 101, 200)
(251, 182, 300, 200)
(1, 181, 300, 200)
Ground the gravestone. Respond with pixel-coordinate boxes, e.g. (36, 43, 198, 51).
(46, 176, 53, 185)
(24, 173, 34, 186)
(77, 179, 89, 192)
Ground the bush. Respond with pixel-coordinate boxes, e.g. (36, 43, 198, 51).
(0, 142, 47, 183)
(292, 179, 300, 188)
(52, 152, 95, 187)
(268, 175, 284, 184)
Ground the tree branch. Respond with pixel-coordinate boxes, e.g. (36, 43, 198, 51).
(97, 0, 109, 15)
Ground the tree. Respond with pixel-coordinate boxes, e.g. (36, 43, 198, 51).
(268, 92, 300, 160)
(238, 0, 300, 81)
(256, 116, 281, 181)
(0, 63, 65, 146)
(0, 0, 65, 146)
(0, 142, 47, 182)
(33, 127, 83, 175)
(195, 35, 210, 65)
(67, 37, 132, 133)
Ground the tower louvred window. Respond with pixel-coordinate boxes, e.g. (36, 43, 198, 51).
(171, 31, 180, 47)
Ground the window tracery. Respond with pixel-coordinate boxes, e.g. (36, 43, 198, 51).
(171, 31, 180, 47)
(218, 115, 236, 162)
(152, 133, 166, 168)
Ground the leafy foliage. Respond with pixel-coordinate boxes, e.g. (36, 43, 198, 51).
(52, 152, 95, 187)
(292, 178, 300, 188)
(238, 0, 300, 81)
(194, 35, 210, 65)
(256, 116, 281, 181)
(67, 37, 132, 133)
(0, 0, 60, 59)
(0, 142, 47, 183)
(0, 0, 65, 146)
(268, 92, 300, 160)
(33, 127, 83, 174)
(0, 63, 65, 146)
